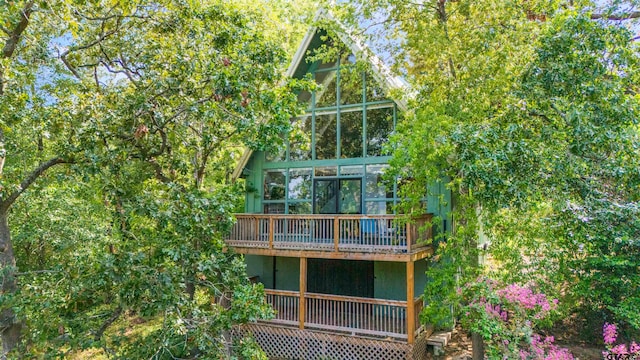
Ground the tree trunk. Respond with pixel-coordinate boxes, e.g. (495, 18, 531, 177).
(0, 211, 21, 357)
(471, 332, 485, 360)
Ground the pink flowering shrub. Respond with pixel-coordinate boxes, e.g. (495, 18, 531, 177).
(460, 277, 574, 360)
(602, 323, 640, 359)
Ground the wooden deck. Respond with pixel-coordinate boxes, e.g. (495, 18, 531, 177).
(263, 289, 425, 341)
(226, 214, 433, 260)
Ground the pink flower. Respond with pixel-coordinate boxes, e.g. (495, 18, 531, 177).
(545, 336, 555, 344)
(500, 311, 508, 322)
(630, 342, 640, 354)
(610, 344, 628, 355)
(603, 323, 618, 345)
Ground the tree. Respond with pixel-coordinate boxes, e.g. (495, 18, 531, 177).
(0, 0, 310, 357)
(337, 0, 640, 334)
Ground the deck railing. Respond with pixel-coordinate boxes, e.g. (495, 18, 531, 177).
(413, 296, 424, 337)
(227, 214, 432, 254)
(266, 289, 300, 326)
(263, 289, 425, 341)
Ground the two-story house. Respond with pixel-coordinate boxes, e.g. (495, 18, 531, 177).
(227, 14, 452, 360)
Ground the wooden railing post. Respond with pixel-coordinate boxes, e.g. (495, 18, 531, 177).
(333, 217, 339, 252)
(406, 260, 415, 344)
(268, 216, 274, 249)
(299, 257, 307, 329)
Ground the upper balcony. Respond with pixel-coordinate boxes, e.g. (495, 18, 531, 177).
(226, 214, 433, 261)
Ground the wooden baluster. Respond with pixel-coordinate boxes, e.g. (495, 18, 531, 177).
(334, 217, 339, 252)
(406, 221, 412, 252)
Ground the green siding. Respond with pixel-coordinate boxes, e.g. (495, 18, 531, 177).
(414, 259, 428, 296)
(243, 153, 263, 213)
(427, 178, 453, 234)
(373, 261, 406, 301)
(275, 257, 300, 291)
(245, 255, 274, 289)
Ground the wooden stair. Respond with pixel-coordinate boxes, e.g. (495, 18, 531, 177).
(426, 331, 452, 348)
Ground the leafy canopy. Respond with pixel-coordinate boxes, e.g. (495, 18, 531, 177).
(337, 0, 640, 332)
(0, 0, 313, 357)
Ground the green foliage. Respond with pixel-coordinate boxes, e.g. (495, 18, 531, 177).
(0, 0, 314, 357)
(339, 0, 640, 335)
(460, 279, 573, 360)
(460, 13, 640, 330)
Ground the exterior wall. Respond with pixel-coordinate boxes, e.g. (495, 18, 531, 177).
(414, 259, 428, 296)
(245, 255, 274, 289)
(427, 178, 453, 241)
(243, 158, 262, 213)
(244, 151, 398, 215)
(256, 257, 425, 302)
(373, 261, 406, 301)
(275, 256, 300, 291)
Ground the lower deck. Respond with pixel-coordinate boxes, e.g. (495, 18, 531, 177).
(245, 255, 429, 346)
(265, 289, 424, 340)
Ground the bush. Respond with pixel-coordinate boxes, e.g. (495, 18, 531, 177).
(460, 277, 573, 359)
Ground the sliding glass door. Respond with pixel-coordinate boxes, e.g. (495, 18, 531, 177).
(313, 178, 362, 214)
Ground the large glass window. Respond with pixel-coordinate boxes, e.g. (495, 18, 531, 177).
(366, 107, 394, 157)
(288, 202, 312, 214)
(264, 203, 285, 214)
(315, 166, 337, 177)
(260, 165, 401, 215)
(315, 113, 337, 159)
(340, 165, 364, 176)
(366, 164, 392, 199)
(265, 135, 286, 162)
(264, 169, 286, 200)
(315, 70, 337, 108)
(365, 72, 387, 102)
(340, 66, 363, 105)
(264, 52, 397, 163)
(340, 110, 363, 158)
(288, 168, 312, 200)
(289, 116, 312, 161)
(365, 164, 395, 214)
(366, 201, 395, 215)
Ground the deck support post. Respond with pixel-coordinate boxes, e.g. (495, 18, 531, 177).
(406, 260, 415, 344)
(299, 257, 307, 329)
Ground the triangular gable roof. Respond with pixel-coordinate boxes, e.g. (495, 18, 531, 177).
(232, 10, 408, 180)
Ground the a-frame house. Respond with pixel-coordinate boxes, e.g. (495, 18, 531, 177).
(228, 12, 452, 360)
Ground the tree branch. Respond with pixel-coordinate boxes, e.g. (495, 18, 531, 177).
(1, 1, 34, 59)
(148, 159, 172, 184)
(58, 17, 122, 80)
(1, 157, 70, 211)
(591, 11, 640, 21)
(60, 53, 83, 80)
(94, 306, 122, 341)
(1, 1, 34, 96)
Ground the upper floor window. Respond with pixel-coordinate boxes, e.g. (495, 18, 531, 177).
(267, 55, 397, 162)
